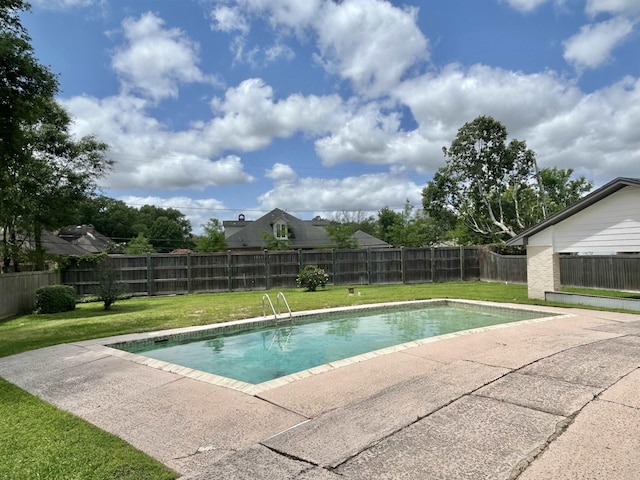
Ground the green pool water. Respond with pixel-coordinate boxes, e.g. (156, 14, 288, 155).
(119, 303, 549, 385)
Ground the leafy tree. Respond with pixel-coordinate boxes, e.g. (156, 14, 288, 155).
(194, 218, 227, 252)
(138, 205, 192, 251)
(332, 211, 377, 236)
(326, 223, 358, 249)
(375, 202, 439, 247)
(148, 216, 187, 252)
(539, 167, 593, 213)
(94, 257, 122, 310)
(423, 116, 568, 244)
(76, 196, 138, 242)
(0, 1, 111, 270)
(377, 207, 404, 245)
(125, 233, 155, 254)
(260, 230, 289, 250)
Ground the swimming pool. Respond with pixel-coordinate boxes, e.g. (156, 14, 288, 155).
(111, 300, 555, 386)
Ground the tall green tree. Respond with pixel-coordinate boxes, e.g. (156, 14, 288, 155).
(149, 216, 187, 253)
(138, 205, 192, 251)
(76, 195, 138, 242)
(326, 223, 358, 249)
(422, 116, 590, 245)
(0, 2, 111, 270)
(376, 202, 440, 247)
(539, 167, 593, 214)
(194, 218, 227, 252)
(125, 233, 155, 254)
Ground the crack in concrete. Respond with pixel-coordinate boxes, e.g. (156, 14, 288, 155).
(509, 364, 639, 479)
(508, 413, 577, 480)
(172, 445, 236, 461)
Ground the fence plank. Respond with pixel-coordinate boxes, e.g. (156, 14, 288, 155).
(0, 271, 61, 319)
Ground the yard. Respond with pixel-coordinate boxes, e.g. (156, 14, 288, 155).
(0, 281, 635, 479)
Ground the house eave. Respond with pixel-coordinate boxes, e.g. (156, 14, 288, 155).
(506, 177, 640, 247)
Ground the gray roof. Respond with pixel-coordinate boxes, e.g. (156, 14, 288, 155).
(506, 177, 640, 246)
(225, 208, 334, 249)
(353, 230, 392, 248)
(41, 231, 90, 255)
(224, 209, 391, 250)
(58, 225, 115, 253)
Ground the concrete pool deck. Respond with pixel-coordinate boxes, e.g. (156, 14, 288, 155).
(1, 302, 639, 479)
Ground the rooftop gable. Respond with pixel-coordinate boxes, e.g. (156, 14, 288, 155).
(507, 177, 640, 247)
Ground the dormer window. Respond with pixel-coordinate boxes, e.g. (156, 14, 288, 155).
(274, 221, 288, 240)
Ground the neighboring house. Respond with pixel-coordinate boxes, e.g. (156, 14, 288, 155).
(507, 177, 640, 299)
(57, 225, 117, 254)
(40, 230, 89, 256)
(223, 208, 390, 251)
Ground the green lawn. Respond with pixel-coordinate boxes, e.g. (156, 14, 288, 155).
(0, 281, 630, 480)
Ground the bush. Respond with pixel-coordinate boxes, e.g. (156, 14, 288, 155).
(35, 285, 76, 314)
(296, 265, 329, 292)
(94, 258, 123, 310)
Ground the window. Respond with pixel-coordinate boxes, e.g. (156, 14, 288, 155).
(274, 222, 288, 240)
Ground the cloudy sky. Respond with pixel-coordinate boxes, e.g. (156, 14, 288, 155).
(24, 0, 639, 233)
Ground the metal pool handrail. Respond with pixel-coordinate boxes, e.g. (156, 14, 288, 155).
(276, 292, 292, 319)
(262, 294, 278, 319)
(262, 292, 292, 321)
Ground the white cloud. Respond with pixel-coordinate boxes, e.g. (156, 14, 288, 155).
(502, 0, 553, 12)
(585, 0, 640, 16)
(314, 104, 433, 169)
(266, 163, 298, 183)
(216, 0, 428, 95)
(563, 16, 634, 70)
(63, 94, 255, 190)
(258, 171, 422, 213)
(204, 78, 347, 152)
(112, 12, 214, 101)
(211, 5, 249, 33)
(228, 0, 323, 30)
(313, 0, 428, 95)
(31, 0, 98, 9)
(528, 76, 640, 182)
(118, 196, 228, 234)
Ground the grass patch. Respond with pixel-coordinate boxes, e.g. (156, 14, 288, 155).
(0, 377, 176, 480)
(562, 286, 640, 299)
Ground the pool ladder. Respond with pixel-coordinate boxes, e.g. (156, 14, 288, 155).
(262, 292, 292, 322)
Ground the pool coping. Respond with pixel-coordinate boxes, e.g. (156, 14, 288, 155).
(78, 299, 572, 396)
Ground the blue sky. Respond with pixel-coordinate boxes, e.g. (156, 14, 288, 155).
(23, 0, 640, 233)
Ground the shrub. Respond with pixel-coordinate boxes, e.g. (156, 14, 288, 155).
(296, 265, 329, 292)
(35, 285, 76, 314)
(94, 258, 123, 310)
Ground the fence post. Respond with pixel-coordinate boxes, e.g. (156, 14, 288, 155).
(460, 246, 464, 281)
(146, 253, 153, 296)
(332, 249, 336, 286)
(367, 248, 371, 285)
(227, 250, 232, 292)
(264, 249, 270, 290)
(401, 246, 405, 284)
(430, 248, 435, 283)
(187, 253, 192, 293)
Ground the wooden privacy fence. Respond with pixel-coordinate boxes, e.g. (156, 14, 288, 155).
(560, 254, 640, 291)
(0, 271, 61, 319)
(63, 247, 481, 296)
(479, 250, 527, 283)
(477, 251, 640, 291)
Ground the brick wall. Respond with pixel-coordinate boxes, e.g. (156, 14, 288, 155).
(526, 246, 560, 299)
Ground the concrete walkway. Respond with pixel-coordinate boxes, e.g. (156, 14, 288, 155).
(1, 302, 638, 479)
